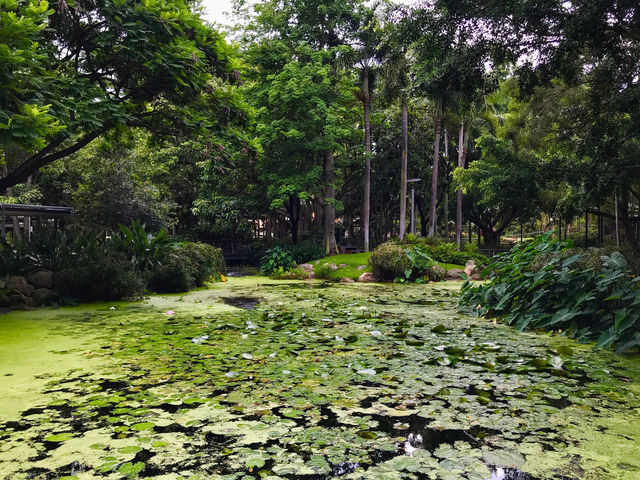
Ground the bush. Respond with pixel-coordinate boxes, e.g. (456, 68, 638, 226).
(288, 240, 325, 265)
(260, 246, 295, 275)
(55, 250, 145, 301)
(148, 242, 225, 293)
(459, 232, 640, 352)
(389, 237, 488, 266)
(270, 267, 308, 280)
(369, 243, 411, 280)
(314, 263, 336, 280)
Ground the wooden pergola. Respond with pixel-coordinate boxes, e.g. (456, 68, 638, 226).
(0, 204, 74, 239)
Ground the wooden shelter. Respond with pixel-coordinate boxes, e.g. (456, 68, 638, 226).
(0, 204, 74, 239)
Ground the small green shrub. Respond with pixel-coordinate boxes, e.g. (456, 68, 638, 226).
(260, 246, 295, 275)
(115, 220, 171, 271)
(314, 263, 336, 280)
(369, 242, 411, 280)
(270, 267, 307, 280)
(55, 251, 145, 301)
(148, 242, 225, 293)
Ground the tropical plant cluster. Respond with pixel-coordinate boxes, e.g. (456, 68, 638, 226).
(369, 240, 485, 282)
(460, 234, 640, 352)
(0, 222, 225, 302)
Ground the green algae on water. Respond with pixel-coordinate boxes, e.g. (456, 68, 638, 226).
(0, 278, 639, 479)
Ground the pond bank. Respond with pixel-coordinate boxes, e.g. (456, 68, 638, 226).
(1, 278, 639, 479)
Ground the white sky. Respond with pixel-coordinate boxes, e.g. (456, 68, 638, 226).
(200, 0, 238, 27)
(200, 0, 416, 28)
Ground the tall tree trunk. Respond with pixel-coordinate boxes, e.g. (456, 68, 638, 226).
(399, 101, 408, 240)
(323, 150, 338, 255)
(443, 129, 449, 239)
(362, 71, 371, 252)
(428, 114, 442, 237)
(416, 196, 428, 237)
(456, 121, 467, 249)
(286, 195, 300, 244)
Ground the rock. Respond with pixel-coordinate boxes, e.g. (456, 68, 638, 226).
(431, 265, 446, 280)
(26, 270, 54, 289)
(358, 272, 381, 283)
(330, 263, 339, 271)
(470, 273, 483, 281)
(9, 275, 27, 286)
(298, 263, 314, 272)
(340, 277, 355, 283)
(13, 283, 34, 297)
(464, 260, 477, 277)
(8, 294, 33, 307)
(339, 263, 348, 268)
(356, 265, 367, 270)
(33, 288, 56, 306)
(306, 272, 315, 279)
(445, 268, 465, 281)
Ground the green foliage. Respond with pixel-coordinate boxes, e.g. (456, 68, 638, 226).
(115, 221, 170, 272)
(54, 251, 145, 302)
(459, 233, 640, 352)
(259, 246, 295, 275)
(397, 246, 442, 283)
(270, 267, 307, 280)
(147, 242, 225, 293)
(369, 242, 411, 280)
(287, 241, 325, 265)
(314, 263, 336, 280)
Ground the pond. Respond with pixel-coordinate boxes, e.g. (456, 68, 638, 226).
(1, 277, 639, 479)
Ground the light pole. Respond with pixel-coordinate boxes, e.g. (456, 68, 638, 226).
(408, 178, 421, 235)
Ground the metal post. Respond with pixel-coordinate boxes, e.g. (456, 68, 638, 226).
(584, 210, 588, 248)
(615, 193, 620, 247)
(410, 186, 415, 235)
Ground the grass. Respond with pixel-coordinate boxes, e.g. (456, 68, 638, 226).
(311, 252, 464, 281)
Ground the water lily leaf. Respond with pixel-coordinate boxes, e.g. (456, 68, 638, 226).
(119, 445, 143, 454)
(45, 433, 74, 442)
(357, 430, 378, 439)
(130, 422, 154, 431)
(357, 368, 376, 375)
(119, 461, 145, 477)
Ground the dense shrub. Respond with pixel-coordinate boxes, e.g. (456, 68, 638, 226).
(288, 240, 325, 265)
(148, 242, 225, 293)
(459, 233, 640, 352)
(55, 251, 146, 301)
(369, 242, 411, 280)
(390, 237, 488, 266)
(314, 262, 336, 280)
(260, 246, 295, 274)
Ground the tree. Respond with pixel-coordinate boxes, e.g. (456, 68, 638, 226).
(455, 135, 542, 248)
(0, 0, 250, 191)
(242, 0, 367, 253)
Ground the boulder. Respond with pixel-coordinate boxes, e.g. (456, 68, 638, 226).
(358, 272, 381, 283)
(9, 275, 27, 286)
(298, 263, 314, 272)
(13, 283, 34, 297)
(33, 288, 56, 306)
(26, 270, 54, 289)
(339, 263, 348, 268)
(430, 265, 446, 281)
(470, 273, 483, 281)
(356, 265, 367, 271)
(445, 268, 465, 281)
(340, 277, 355, 283)
(464, 260, 477, 277)
(330, 263, 339, 271)
(306, 272, 315, 279)
(8, 294, 33, 307)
